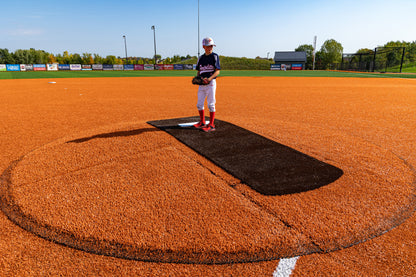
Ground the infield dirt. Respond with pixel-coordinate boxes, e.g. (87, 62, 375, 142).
(0, 77, 415, 276)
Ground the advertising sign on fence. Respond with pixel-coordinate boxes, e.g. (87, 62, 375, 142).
(20, 64, 27, 71)
(47, 64, 58, 71)
(0, 64, 6, 71)
(270, 64, 281, 70)
(82, 65, 92, 70)
(33, 64, 46, 71)
(113, 64, 123, 71)
(174, 64, 184, 70)
(292, 64, 303, 70)
(124, 64, 134, 71)
(144, 64, 154, 70)
(164, 64, 174, 70)
(25, 64, 34, 71)
(70, 64, 82, 71)
(155, 64, 164, 70)
(184, 64, 193, 70)
(92, 64, 103, 70)
(134, 64, 144, 70)
(6, 64, 20, 71)
(58, 64, 70, 70)
(103, 64, 113, 70)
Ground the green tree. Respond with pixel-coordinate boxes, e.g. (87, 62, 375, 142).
(103, 55, 117, 64)
(70, 53, 83, 64)
(93, 54, 104, 64)
(12, 49, 31, 64)
(47, 53, 57, 64)
(62, 51, 71, 64)
(295, 44, 314, 69)
(317, 39, 343, 69)
(0, 49, 15, 63)
(82, 53, 93, 64)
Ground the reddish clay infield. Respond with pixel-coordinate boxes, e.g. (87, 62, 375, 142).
(0, 77, 415, 275)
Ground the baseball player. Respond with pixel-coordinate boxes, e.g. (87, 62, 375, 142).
(193, 37, 221, 132)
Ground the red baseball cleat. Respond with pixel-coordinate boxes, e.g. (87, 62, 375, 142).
(193, 121, 206, 128)
(202, 124, 216, 132)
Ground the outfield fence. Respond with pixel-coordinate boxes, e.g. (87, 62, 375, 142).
(0, 64, 197, 72)
(340, 47, 406, 73)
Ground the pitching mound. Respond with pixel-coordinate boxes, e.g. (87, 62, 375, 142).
(0, 120, 414, 264)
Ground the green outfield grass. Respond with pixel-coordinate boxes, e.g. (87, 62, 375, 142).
(1, 70, 416, 80)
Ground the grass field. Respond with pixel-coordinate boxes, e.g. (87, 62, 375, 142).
(1, 69, 416, 79)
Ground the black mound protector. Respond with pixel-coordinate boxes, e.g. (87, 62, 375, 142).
(147, 117, 343, 196)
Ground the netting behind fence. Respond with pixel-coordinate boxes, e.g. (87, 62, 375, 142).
(341, 47, 405, 73)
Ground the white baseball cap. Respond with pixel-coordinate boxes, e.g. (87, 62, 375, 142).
(202, 37, 216, 47)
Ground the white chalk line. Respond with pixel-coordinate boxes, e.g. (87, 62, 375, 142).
(273, 256, 299, 277)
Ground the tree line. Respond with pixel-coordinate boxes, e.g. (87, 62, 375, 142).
(296, 40, 416, 70)
(0, 48, 194, 65)
(1, 40, 416, 69)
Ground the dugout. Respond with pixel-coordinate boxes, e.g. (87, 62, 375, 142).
(272, 51, 306, 70)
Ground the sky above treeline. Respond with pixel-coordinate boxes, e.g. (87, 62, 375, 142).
(1, 0, 415, 59)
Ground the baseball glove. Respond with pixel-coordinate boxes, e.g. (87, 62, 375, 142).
(192, 76, 208, 85)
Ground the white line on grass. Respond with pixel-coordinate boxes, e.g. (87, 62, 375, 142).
(273, 256, 299, 277)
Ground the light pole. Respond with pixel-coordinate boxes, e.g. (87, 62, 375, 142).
(313, 35, 317, 70)
(123, 35, 128, 64)
(151, 26, 157, 65)
(198, 0, 200, 57)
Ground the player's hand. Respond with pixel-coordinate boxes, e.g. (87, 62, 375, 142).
(203, 78, 210, 84)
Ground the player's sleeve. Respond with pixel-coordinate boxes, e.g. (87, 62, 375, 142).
(214, 54, 221, 70)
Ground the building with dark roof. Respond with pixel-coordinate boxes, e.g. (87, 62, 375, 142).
(272, 51, 307, 70)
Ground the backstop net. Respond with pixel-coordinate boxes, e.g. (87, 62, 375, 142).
(341, 47, 405, 73)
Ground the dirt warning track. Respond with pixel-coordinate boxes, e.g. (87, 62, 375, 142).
(0, 77, 415, 275)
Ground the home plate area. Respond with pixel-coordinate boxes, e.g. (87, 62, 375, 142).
(1, 118, 414, 265)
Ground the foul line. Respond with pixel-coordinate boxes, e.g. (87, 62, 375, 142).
(273, 256, 299, 277)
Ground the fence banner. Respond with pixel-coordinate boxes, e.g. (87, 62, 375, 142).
(58, 64, 70, 70)
(144, 64, 154, 70)
(82, 65, 92, 70)
(174, 64, 184, 70)
(113, 64, 123, 71)
(103, 64, 113, 70)
(33, 64, 46, 71)
(164, 64, 174, 70)
(6, 64, 20, 71)
(292, 64, 303, 70)
(70, 64, 82, 71)
(92, 64, 103, 70)
(47, 64, 58, 71)
(270, 64, 281, 70)
(20, 64, 27, 71)
(155, 64, 164, 70)
(0, 64, 6, 71)
(124, 64, 134, 71)
(193, 64, 197, 70)
(184, 64, 193, 70)
(134, 64, 144, 70)
(25, 64, 34, 71)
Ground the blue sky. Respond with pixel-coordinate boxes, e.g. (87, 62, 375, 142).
(1, 0, 415, 59)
